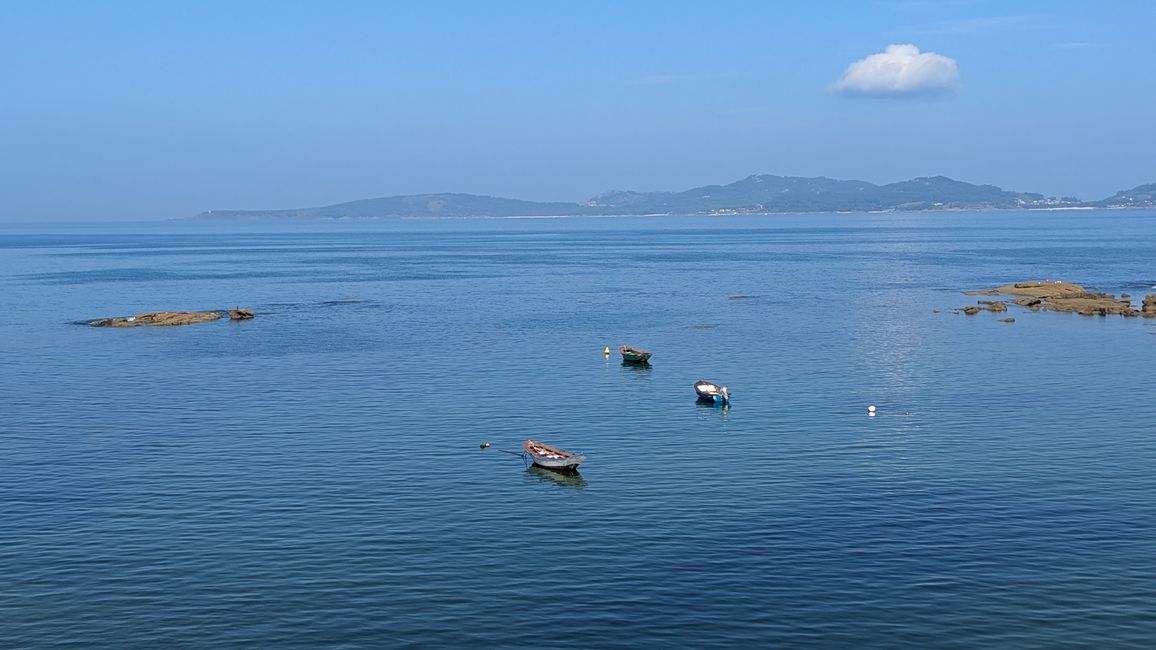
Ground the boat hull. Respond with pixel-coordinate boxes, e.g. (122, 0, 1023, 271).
(619, 346, 652, 364)
(523, 439, 585, 472)
(529, 455, 586, 471)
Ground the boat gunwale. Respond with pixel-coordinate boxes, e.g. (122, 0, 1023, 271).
(524, 439, 578, 459)
(694, 379, 724, 393)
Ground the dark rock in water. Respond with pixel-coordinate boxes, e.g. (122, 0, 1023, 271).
(961, 306, 981, 315)
(90, 311, 222, 327)
(228, 308, 255, 320)
(987, 301, 1008, 312)
(688, 323, 720, 330)
(999, 317, 1015, 323)
(1143, 294, 1156, 315)
(728, 295, 760, 301)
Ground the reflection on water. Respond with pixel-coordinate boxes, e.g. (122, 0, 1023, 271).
(695, 399, 730, 418)
(696, 395, 731, 408)
(620, 361, 653, 374)
(527, 465, 587, 489)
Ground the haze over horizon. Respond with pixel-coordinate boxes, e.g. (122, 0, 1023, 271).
(2, 0, 1154, 221)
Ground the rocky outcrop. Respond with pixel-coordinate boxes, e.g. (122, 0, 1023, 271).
(228, 308, 254, 320)
(965, 281, 1156, 319)
(90, 311, 224, 327)
(967, 281, 1087, 299)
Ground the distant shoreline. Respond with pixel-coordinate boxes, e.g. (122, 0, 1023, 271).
(185, 204, 1155, 222)
(191, 173, 1156, 222)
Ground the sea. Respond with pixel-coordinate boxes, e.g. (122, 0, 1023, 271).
(2, 211, 1155, 648)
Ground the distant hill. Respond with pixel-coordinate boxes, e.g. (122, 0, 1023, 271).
(1090, 183, 1156, 208)
(193, 174, 1154, 220)
(196, 193, 581, 220)
(582, 174, 1049, 214)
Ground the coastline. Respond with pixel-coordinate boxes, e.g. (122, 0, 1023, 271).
(185, 204, 1156, 222)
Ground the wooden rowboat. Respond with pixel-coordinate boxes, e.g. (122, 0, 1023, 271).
(523, 439, 586, 471)
(694, 379, 730, 404)
(619, 345, 652, 364)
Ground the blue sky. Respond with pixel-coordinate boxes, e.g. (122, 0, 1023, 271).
(2, 0, 1154, 220)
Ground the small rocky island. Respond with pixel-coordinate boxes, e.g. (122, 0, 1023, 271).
(962, 281, 1156, 318)
(89, 309, 254, 327)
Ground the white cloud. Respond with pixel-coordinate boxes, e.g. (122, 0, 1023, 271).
(831, 44, 959, 97)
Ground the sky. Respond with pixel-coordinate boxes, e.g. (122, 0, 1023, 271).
(2, 0, 1155, 220)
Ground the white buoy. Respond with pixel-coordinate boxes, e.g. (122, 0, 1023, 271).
(868, 405, 876, 415)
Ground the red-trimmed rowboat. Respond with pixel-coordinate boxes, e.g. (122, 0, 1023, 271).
(523, 439, 586, 471)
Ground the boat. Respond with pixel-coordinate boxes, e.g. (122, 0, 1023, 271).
(694, 379, 730, 404)
(619, 345, 652, 364)
(523, 439, 586, 471)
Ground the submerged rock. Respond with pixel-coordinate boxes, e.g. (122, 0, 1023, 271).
(999, 317, 1015, 323)
(89, 311, 223, 327)
(957, 300, 1008, 315)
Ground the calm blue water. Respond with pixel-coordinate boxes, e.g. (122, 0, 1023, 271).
(3, 212, 1156, 648)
